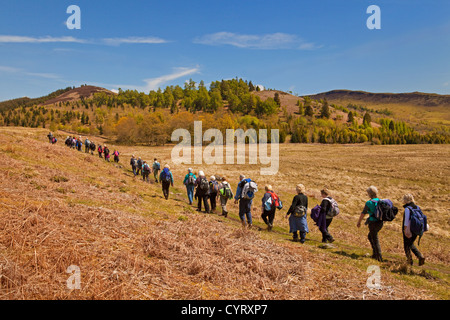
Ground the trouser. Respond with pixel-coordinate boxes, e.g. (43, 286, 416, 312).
(403, 233, 423, 264)
(197, 195, 210, 213)
(85, 146, 89, 153)
(114, 156, 119, 163)
(261, 208, 276, 226)
(143, 172, 149, 182)
(220, 196, 228, 216)
(293, 231, 306, 242)
(98, 152, 102, 158)
(132, 166, 137, 176)
(321, 218, 334, 242)
(239, 199, 252, 225)
(136, 167, 141, 176)
(368, 221, 384, 260)
(154, 170, 159, 182)
(210, 192, 217, 211)
(186, 184, 195, 204)
(162, 181, 171, 199)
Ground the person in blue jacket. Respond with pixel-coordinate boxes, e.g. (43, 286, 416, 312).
(183, 168, 197, 205)
(234, 174, 253, 229)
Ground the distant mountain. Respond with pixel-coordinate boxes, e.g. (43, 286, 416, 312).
(304, 90, 450, 108)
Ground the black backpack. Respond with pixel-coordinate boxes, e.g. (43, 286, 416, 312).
(372, 199, 398, 222)
(199, 177, 209, 191)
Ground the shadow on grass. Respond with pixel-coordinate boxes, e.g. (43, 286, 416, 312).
(333, 250, 364, 260)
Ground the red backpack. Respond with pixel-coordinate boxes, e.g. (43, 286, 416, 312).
(268, 191, 283, 209)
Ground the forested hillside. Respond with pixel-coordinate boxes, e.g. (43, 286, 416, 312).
(0, 79, 448, 145)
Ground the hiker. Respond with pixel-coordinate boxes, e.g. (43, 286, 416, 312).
(76, 138, 83, 152)
(89, 141, 96, 155)
(209, 176, 219, 212)
(51, 136, 57, 144)
(159, 165, 174, 200)
(183, 168, 197, 205)
(136, 157, 143, 176)
(402, 194, 427, 266)
(152, 158, 161, 183)
(65, 136, 71, 147)
(285, 184, 309, 243)
(98, 144, 103, 158)
(234, 175, 257, 229)
(261, 185, 282, 232)
(103, 145, 110, 162)
(357, 186, 384, 262)
(218, 177, 233, 217)
(71, 137, 76, 149)
(142, 161, 151, 182)
(318, 188, 335, 243)
(113, 150, 120, 163)
(84, 138, 91, 153)
(130, 155, 138, 176)
(195, 171, 210, 213)
(47, 132, 53, 143)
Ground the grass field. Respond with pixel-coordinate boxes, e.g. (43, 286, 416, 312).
(0, 127, 448, 300)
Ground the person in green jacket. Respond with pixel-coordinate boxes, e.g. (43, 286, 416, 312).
(357, 186, 384, 262)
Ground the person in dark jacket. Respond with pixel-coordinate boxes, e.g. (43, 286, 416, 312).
(285, 184, 309, 243)
(130, 155, 138, 176)
(195, 171, 210, 213)
(319, 188, 335, 243)
(402, 194, 426, 266)
(159, 164, 174, 200)
(209, 176, 219, 213)
(261, 185, 277, 231)
(136, 157, 143, 176)
(357, 186, 384, 262)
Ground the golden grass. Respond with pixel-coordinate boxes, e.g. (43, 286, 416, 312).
(0, 127, 448, 300)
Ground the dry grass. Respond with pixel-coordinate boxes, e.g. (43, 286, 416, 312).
(0, 127, 448, 300)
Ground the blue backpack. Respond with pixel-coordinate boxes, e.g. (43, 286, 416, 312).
(161, 168, 171, 182)
(408, 206, 427, 244)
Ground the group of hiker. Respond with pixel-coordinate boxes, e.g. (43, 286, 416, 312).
(59, 132, 120, 163)
(129, 156, 175, 200)
(48, 132, 429, 266)
(179, 169, 428, 266)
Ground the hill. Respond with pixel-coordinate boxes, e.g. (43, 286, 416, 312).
(0, 81, 449, 145)
(0, 127, 448, 300)
(42, 85, 116, 105)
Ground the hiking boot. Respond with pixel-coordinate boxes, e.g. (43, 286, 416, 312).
(267, 224, 273, 232)
(419, 257, 426, 266)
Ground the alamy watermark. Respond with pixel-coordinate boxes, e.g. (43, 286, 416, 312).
(66, 265, 81, 290)
(171, 121, 279, 175)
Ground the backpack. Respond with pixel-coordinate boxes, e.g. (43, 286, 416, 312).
(293, 205, 307, 218)
(310, 205, 321, 223)
(161, 168, 171, 181)
(323, 197, 340, 217)
(408, 206, 427, 244)
(241, 179, 258, 200)
(267, 191, 283, 210)
(187, 174, 196, 185)
(199, 177, 209, 191)
(154, 162, 161, 171)
(98, 146, 102, 152)
(209, 181, 219, 193)
(371, 199, 398, 222)
(130, 158, 137, 167)
(144, 164, 151, 173)
(220, 184, 233, 199)
(90, 143, 96, 151)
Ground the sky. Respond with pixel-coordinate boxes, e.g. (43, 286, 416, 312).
(0, 0, 449, 101)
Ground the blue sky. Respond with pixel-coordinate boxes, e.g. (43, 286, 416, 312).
(0, 0, 449, 101)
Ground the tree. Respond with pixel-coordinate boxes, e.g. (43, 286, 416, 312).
(347, 111, 354, 123)
(274, 92, 281, 107)
(305, 105, 314, 117)
(363, 112, 372, 126)
(320, 100, 331, 119)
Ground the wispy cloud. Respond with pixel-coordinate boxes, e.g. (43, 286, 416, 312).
(0, 35, 87, 44)
(0, 65, 61, 80)
(99, 66, 200, 92)
(102, 36, 169, 46)
(0, 35, 170, 46)
(194, 32, 321, 50)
